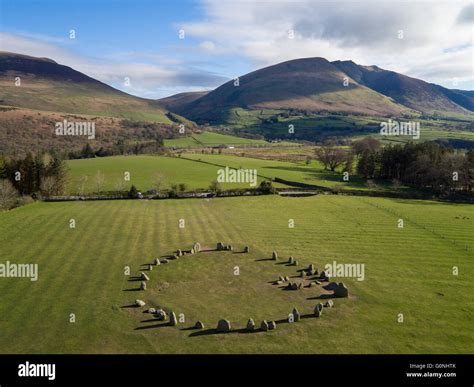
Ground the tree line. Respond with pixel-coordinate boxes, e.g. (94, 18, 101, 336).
(314, 138, 474, 194)
(0, 153, 68, 209)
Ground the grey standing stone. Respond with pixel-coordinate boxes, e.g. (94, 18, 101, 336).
(140, 281, 146, 290)
(217, 319, 231, 332)
(334, 283, 349, 298)
(260, 320, 269, 331)
(155, 309, 167, 320)
(324, 300, 334, 308)
(195, 320, 205, 329)
(292, 307, 301, 322)
(247, 318, 255, 331)
(272, 251, 278, 260)
(169, 312, 178, 326)
(314, 303, 323, 317)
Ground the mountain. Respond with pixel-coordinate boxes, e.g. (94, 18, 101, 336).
(160, 57, 472, 124)
(331, 60, 473, 115)
(0, 52, 179, 124)
(158, 91, 209, 112)
(170, 57, 412, 123)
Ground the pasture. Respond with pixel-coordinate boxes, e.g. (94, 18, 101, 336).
(0, 195, 472, 354)
(66, 153, 406, 194)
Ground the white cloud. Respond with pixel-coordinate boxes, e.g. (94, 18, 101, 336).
(181, 0, 474, 89)
(0, 32, 228, 98)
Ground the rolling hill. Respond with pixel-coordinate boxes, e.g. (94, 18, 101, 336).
(0, 52, 180, 124)
(160, 57, 473, 125)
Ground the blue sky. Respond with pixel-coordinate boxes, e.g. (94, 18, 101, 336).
(0, 0, 472, 98)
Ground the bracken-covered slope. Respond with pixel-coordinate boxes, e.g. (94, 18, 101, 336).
(0, 52, 177, 123)
(162, 57, 472, 124)
(332, 60, 473, 115)
(173, 58, 411, 123)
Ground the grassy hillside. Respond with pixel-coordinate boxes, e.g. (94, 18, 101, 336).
(0, 52, 188, 124)
(181, 58, 410, 124)
(0, 196, 472, 353)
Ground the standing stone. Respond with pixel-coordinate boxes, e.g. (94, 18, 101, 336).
(216, 319, 231, 332)
(190, 248, 195, 254)
(314, 303, 323, 317)
(334, 283, 349, 298)
(149, 264, 153, 271)
(140, 281, 146, 290)
(135, 299, 146, 307)
(272, 251, 278, 260)
(307, 264, 315, 273)
(293, 260, 299, 266)
(260, 320, 269, 331)
(217, 242, 225, 251)
(292, 307, 301, 322)
(288, 256, 294, 264)
(195, 320, 205, 329)
(244, 246, 250, 253)
(284, 276, 290, 282)
(147, 308, 156, 314)
(177, 249, 183, 257)
(324, 300, 334, 308)
(300, 271, 305, 278)
(154, 258, 161, 265)
(155, 309, 167, 320)
(268, 321, 277, 330)
(246, 318, 255, 331)
(169, 312, 178, 326)
(141, 272, 150, 281)
(228, 245, 233, 251)
(193, 242, 201, 253)
(279, 276, 285, 282)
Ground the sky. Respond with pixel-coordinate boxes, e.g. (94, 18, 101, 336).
(0, 0, 472, 98)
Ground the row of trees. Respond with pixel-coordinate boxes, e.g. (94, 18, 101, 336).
(314, 137, 473, 194)
(67, 138, 165, 160)
(0, 153, 68, 198)
(356, 141, 473, 193)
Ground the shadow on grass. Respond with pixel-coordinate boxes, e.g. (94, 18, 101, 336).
(307, 294, 336, 300)
(123, 287, 141, 292)
(135, 322, 170, 330)
(189, 328, 265, 337)
(120, 304, 139, 309)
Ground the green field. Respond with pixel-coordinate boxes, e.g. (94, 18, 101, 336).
(164, 131, 273, 148)
(225, 110, 474, 144)
(66, 154, 409, 194)
(0, 195, 472, 353)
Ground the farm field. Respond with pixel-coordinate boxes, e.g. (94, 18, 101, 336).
(163, 131, 275, 148)
(66, 153, 408, 194)
(0, 195, 472, 354)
